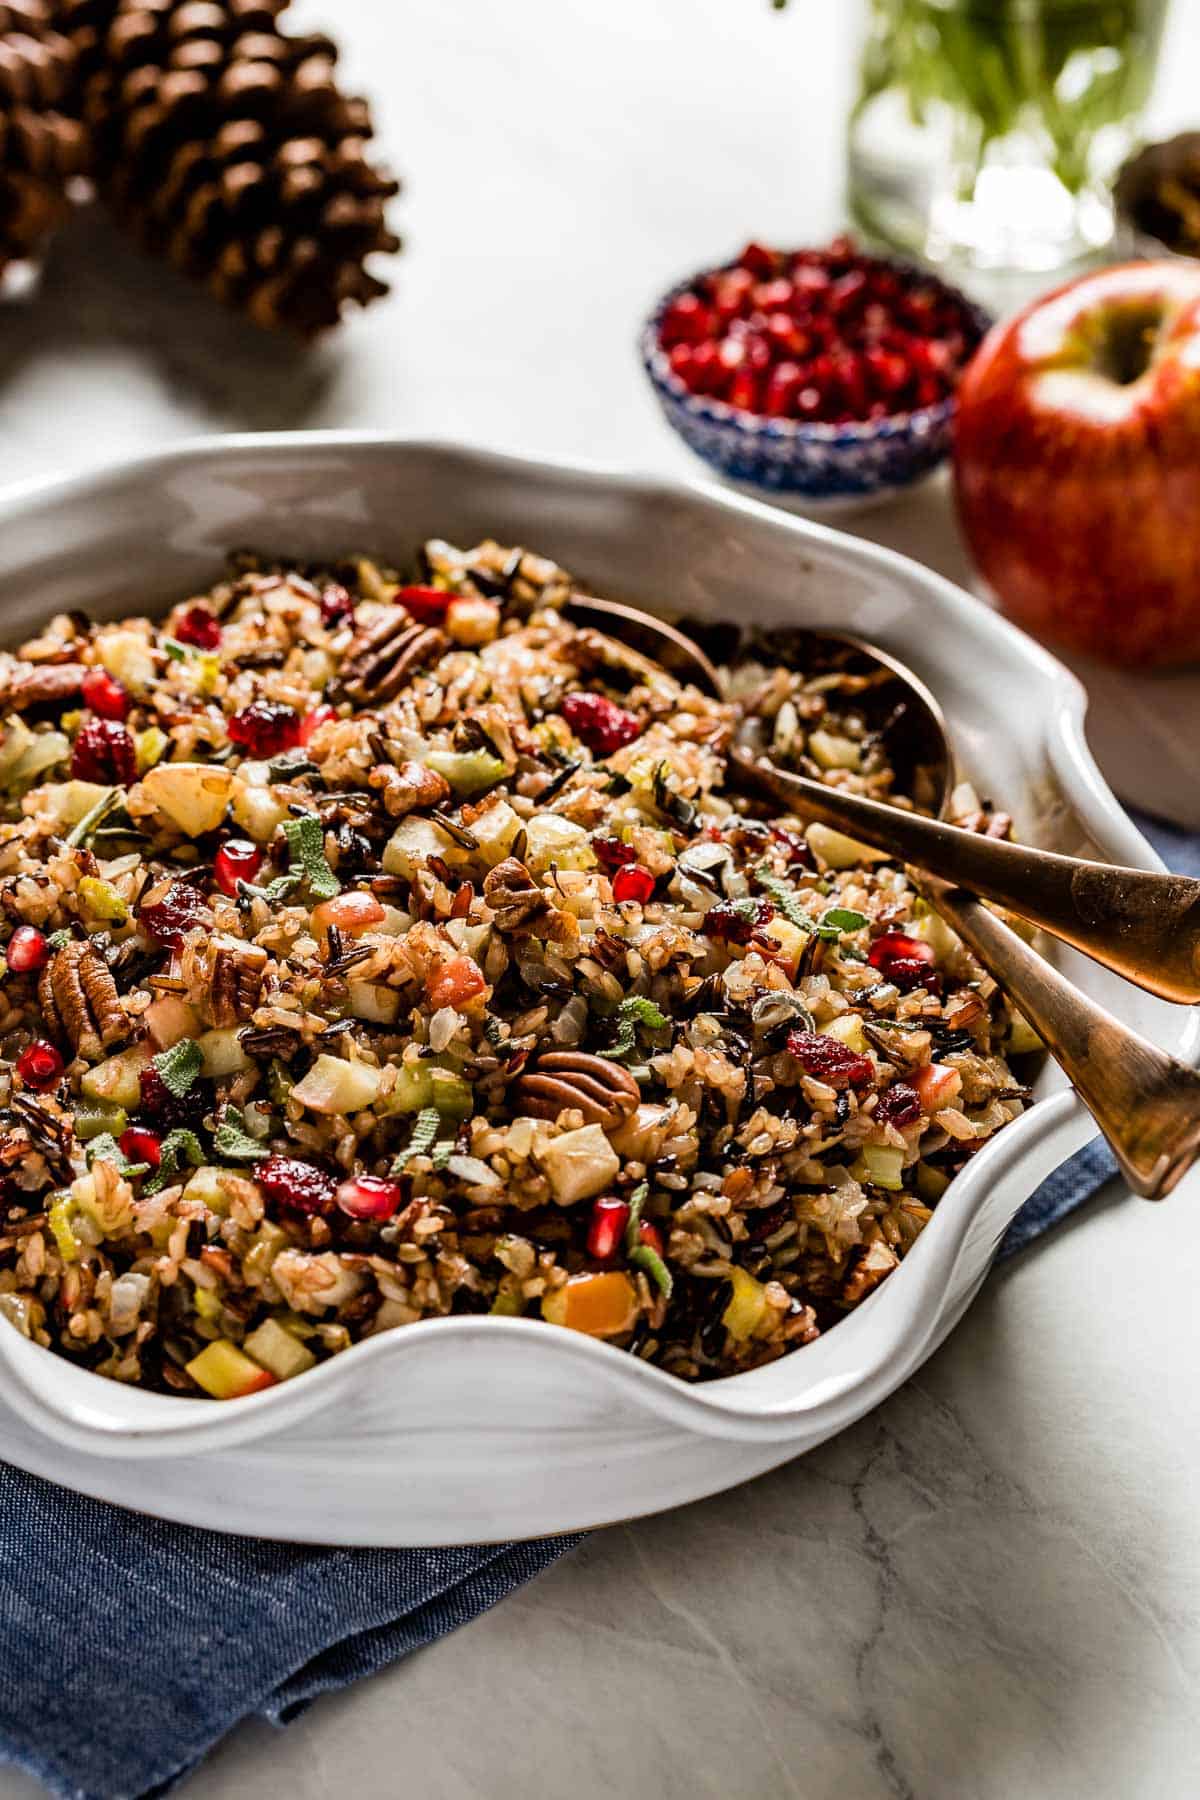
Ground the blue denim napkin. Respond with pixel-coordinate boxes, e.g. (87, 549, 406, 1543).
(0, 808, 1189, 1800)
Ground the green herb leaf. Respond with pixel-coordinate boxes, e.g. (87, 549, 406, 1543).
(600, 996, 670, 1062)
(151, 1038, 203, 1100)
(143, 1128, 206, 1194)
(211, 1106, 268, 1163)
(391, 1106, 440, 1172)
(45, 929, 71, 952)
(282, 815, 340, 901)
(64, 786, 120, 849)
(817, 906, 869, 942)
(624, 1180, 649, 1253)
(161, 636, 190, 660)
(754, 864, 814, 932)
(630, 1242, 674, 1299)
(86, 1133, 149, 1179)
(431, 1139, 454, 1171)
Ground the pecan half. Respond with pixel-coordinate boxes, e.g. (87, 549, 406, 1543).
(334, 615, 447, 705)
(368, 758, 452, 818)
(482, 858, 576, 946)
(207, 939, 269, 1029)
(3, 663, 85, 711)
(513, 1052, 639, 1128)
(841, 1239, 899, 1306)
(38, 941, 126, 1060)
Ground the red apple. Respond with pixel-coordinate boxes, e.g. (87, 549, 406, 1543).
(953, 261, 1200, 668)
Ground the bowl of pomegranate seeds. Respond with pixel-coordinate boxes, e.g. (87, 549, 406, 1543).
(641, 237, 990, 504)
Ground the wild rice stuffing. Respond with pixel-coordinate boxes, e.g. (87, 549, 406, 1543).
(0, 540, 1034, 1396)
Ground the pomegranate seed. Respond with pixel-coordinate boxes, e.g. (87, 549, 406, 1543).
(868, 931, 938, 992)
(336, 1173, 403, 1221)
(612, 863, 655, 905)
(6, 925, 48, 974)
(174, 604, 221, 651)
(728, 370, 761, 413)
(227, 700, 301, 759)
(587, 1195, 630, 1263)
(711, 269, 754, 321)
(875, 1082, 923, 1128)
(560, 692, 641, 756)
(139, 879, 212, 946)
(81, 667, 131, 721)
(16, 1039, 62, 1089)
(119, 1126, 162, 1168)
(660, 292, 712, 346)
(214, 838, 263, 897)
(70, 719, 136, 785)
(705, 898, 774, 945)
(668, 344, 696, 386)
(299, 702, 336, 746)
(592, 835, 638, 873)
(398, 585, 451, 625)
(319, 583, 355, 628)
(637, 1220, 664, 1255)
(787, 1028, 874, 1089)
(738, 241, 782, 278)
(258, 1154, 337, 1216)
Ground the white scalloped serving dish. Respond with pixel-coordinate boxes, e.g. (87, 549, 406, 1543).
(0, 435, 1191, 1545)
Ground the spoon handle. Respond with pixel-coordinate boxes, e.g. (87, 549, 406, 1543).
(919, 878, 1200, 1200)
(731, 750, 1200, 1005)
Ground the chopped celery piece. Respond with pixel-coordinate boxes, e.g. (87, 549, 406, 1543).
(424, 747, 507, 797)
(73, 1099, 128, 1141)
(48, 1196, 80, 1263)
(77, 876, 128, 925)
(854, 1144, 906, 1191)
(721, 1266, 770, 1341)
(242, 1317, 316, 1381)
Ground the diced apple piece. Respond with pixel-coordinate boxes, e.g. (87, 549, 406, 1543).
(852, 1143, 905, 1191)
(197, 1027, 252, 1079)
(80, 1042, 151, 1109)
(721, 1266, 771, 1341)
(808, 730, 862, 772)
(535, 1122, 619, 1206)
(186, 1338, 277, 1399)
(523, 813, 596, 874)
(97, 630, 156, 695)
(822, 1012, 867, 1053)
(758, 915, 810, 977)
(347, 980, 401, 1025)
(913, 1062, 963, 1112)
(423, 748, 507, 797)
(183, 1166, 238, 1216)
(141, 763, 235, 836)
(144, 992, 200, 1049)
(541, 1270, 637, 1338)
(806, 822, 887, 870)
(290, 1053, 382, 1115)
(35, 780, 113, 830)
(230, 778, 289, 844)
(467, 798, 524, 866)
(242, 1317, 316, 1381)
(310, 891, 385, 945)
(382, 815, 470, 881)
(1005, 1013, 1043, 1055)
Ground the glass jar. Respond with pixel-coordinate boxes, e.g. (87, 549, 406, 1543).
(846, 0, 1168, 273)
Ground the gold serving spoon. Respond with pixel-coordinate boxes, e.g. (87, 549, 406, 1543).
(562, 595, 1200, 1200)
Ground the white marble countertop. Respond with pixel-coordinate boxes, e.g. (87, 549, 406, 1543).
(2, 3, 1199, 1795)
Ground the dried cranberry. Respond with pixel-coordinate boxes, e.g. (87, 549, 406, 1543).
(769, 825, 815, 870)
(319, 583, 356, 628)
(868, 930, 938, 992)
(119, 1126, 162, 1168)
(587, 1195, 629, 1263)
(16, 1039, 62, 1090)
(138, 1066, 209, 1128)
(592, 835, 638, 873)
(174, 605, 221, 651)
(80, 667, 131, 721)
(612, 863, 655, 905)
(336, 1173, 403, 1221)
(258, 1154, 337, 1216)
(705, 898, 775, 945)
(70, 719, 136, 785)
(637, 1219, 664, 1255)
(6, 926, 48, 974)
(875, 1082, 923, 1128)
(214, 838, 263, 897)
(398, 586, 451, 625)
(787, 1028, 874, 1089)
(139, 879, 212, 946)
(227, 700, 301, 759)
(560, 692, 641, 757)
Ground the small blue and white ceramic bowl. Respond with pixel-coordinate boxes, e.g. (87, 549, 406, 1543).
(640, 258, 991, 509)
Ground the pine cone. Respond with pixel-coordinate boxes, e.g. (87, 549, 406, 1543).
(0, 1, 88, 268)
(77, 0, 399, 334)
